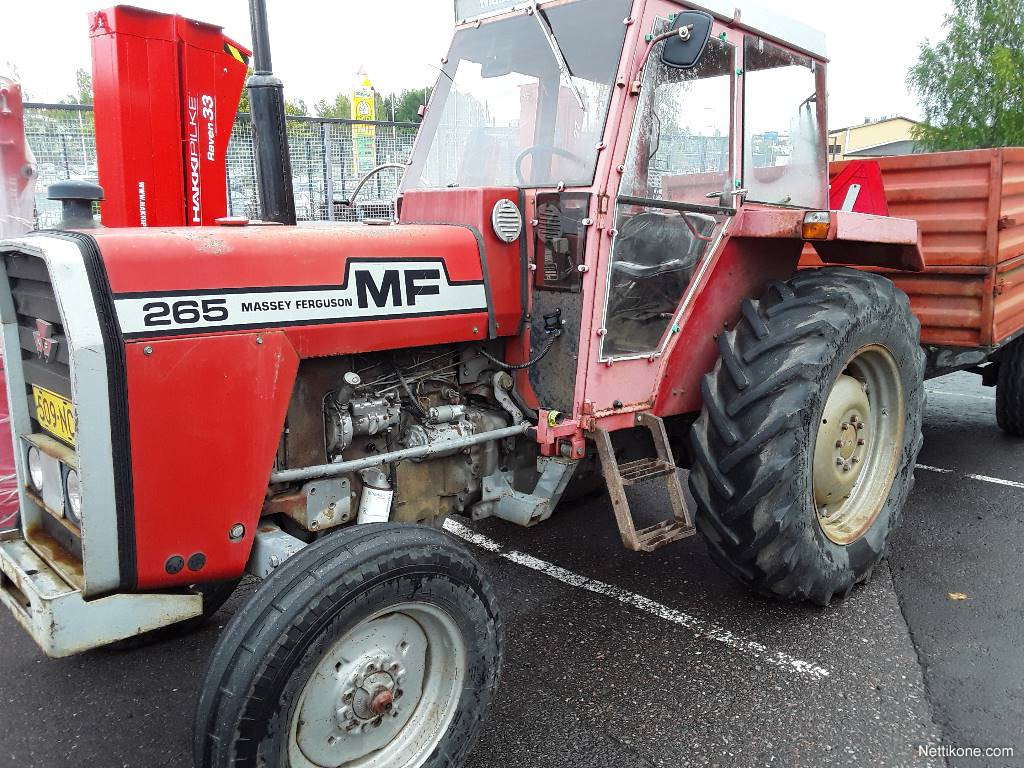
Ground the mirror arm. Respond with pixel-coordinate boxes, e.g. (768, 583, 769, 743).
(630, 26, 693, 94)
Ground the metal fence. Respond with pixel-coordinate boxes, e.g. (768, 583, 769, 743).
(24, 103, 419, 228)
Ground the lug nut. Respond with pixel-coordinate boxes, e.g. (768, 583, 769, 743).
(857, 438, 866, 446)
(856, 422, 865, 430)
(835, 440, 843, 449)
(836, 457, 844, 466)
(841, 421, 849, 430)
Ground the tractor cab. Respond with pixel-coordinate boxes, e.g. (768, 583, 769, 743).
(403, 0, 830, 421)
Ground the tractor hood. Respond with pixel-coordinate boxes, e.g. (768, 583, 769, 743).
(76, 221, 522, 356)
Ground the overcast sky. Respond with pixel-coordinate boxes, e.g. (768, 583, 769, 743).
(2, 0, 951, 129)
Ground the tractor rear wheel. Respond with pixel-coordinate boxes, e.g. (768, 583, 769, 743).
(996, 337, 1024, 436)
(194, 523, 503, 768)
(689, 268, 925, 605)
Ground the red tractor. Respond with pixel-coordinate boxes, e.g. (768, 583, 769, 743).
(1, 1, 927, 766)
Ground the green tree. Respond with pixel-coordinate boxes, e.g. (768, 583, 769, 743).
(392, 88, 431, 123)
(314, 92, 352, 119)
(284, 97, 308, 116)
(908, 0, 1024, 151)
(237, 74, 251, 113)
(62, 68, 93, 105)
(235, 81, 307, 118)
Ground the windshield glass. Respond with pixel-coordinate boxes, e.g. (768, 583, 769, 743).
(404, 0, 631, 190)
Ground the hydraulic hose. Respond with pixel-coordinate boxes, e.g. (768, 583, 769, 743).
(479, 334, 557, 371)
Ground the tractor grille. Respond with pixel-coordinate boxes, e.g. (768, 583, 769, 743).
(4, 252, 72, 432)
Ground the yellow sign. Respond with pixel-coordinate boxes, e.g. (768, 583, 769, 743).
(352, 73, 377, 176)
(32, 385, 76, 446)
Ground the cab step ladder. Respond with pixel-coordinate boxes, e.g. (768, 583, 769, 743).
(594, 411, 695, 552)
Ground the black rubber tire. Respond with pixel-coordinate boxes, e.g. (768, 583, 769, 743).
(689, 267, 925, 605)
(105, 579, 240, 651)
(193, 523, 503, 768)
(996, 337, 1024, 435)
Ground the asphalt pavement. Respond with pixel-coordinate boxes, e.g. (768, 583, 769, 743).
(0, 371, 1020, 767)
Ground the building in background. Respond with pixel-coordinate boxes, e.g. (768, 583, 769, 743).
(828, 116, 921, 162)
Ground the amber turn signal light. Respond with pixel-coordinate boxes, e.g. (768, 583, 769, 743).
(802, 211, 831, 240)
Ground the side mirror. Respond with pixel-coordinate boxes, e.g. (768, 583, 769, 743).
(661, 10, 713, 70)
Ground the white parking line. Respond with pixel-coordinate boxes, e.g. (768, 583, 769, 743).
(924, 388, 995, 402)
(964, 473, 1024, 490)
(917, 464, 1024, 489)
(443, 518, 831, 680)
(915, 464, 954, 474)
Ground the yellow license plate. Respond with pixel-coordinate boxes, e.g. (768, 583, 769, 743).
(32, 385, 76, 446)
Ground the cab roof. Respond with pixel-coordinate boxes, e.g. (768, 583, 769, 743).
(454, 0, 827, 60)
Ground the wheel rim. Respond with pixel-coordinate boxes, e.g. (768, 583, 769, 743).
(812, 345, 905, 545)
(288, 602, 466, 768)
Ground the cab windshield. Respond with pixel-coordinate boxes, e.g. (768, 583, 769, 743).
(404, 0, 631, 190)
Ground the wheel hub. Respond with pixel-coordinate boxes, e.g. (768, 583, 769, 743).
(812, 375, 871, 509)
(288, 604, 465, 768)
(336, 657, 407, 729)
(811, 346, 905, 546)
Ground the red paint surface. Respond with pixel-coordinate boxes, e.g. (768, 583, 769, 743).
(95, 223, 484, 291)
(401, 188, 525, 337)
(801, 148, 1024, 348)
(89, 221, 522, 585)
(125, 331, 298, 588)
(829, 160, 890, 216)
(0, 360, 17, 530)
(654, 235, 802, 416)
(0, 78, 33, 221)
(90, 6, 249, 227)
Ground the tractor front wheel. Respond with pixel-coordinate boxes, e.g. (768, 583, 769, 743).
(193, 523, 503, 768)
(689, 268, 925, 605)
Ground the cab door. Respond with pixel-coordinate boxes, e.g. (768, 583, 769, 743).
(584, 6, 738, 416)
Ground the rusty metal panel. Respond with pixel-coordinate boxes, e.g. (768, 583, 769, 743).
(995, 151, 1024, 344)
(801, 149, 1024, 350)
(870, 150, 995, 271)
(994, 255, 1024, 345)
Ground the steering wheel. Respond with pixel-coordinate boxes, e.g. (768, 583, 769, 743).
(514, 145, 589, 186)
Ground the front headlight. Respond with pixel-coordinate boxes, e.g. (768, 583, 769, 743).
(26, 446, 44, 491)
(65, 469, 82, 524)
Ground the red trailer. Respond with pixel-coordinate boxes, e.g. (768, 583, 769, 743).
(802, 149, 1024, 433)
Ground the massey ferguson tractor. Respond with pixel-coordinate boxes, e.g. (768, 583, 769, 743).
(0, 1, 928, 766)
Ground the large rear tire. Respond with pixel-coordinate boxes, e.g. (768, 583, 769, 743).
(689, 268, 925, 605)
(194, 523, 503, 768)
(996, 337, 1024, 436)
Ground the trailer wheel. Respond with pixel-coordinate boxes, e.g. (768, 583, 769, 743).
(996, 337, 1024, 436)
(193, 523, 503, 768)
(689, 268, 925, 605)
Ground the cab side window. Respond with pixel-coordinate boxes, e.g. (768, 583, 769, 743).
(601, 33, 734, 358)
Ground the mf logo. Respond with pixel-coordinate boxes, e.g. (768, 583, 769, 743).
(354, 268, 441, 309)
(32, 319, 59, 363)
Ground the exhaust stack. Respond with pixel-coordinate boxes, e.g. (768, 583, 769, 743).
(247, 0, 296, 225)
